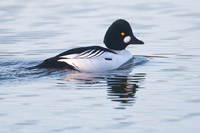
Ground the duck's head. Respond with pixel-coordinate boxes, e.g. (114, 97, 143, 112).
(104, 19, 144, 50)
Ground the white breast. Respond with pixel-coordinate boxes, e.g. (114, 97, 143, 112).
(58, 50, 132, 72)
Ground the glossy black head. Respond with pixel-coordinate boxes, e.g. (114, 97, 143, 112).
(104, 19, 144, 50)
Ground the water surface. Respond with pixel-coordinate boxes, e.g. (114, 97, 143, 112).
(0, 0, 200, 132)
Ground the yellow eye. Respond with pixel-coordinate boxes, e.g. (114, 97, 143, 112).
(121, 32, 125, 36)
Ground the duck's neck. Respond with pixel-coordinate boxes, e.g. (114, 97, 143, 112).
(111, 49, 127, 54)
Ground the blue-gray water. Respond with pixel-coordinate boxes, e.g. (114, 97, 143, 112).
(0, 0, 200, 132)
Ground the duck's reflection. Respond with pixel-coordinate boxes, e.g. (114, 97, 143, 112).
(61, 71, 145, 109)
(106, 74, 145, 109)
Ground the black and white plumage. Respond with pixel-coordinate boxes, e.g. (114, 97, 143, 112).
(36, 19, 144, 72)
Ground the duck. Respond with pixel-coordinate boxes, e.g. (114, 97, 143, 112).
(36, 19, 144, 72)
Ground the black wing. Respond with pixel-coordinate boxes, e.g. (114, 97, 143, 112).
(56, 46, 116, 58)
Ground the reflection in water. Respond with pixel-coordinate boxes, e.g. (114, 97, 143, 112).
(62, 72, 146, 109)
(107, 74, 145, 109)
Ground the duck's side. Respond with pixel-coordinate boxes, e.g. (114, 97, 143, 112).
(36, 46, 133, 72)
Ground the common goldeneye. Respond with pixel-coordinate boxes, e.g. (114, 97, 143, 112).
(36, 19, 144, 72)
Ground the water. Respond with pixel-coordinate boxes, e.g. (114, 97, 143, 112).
(0, 0, 200, 132)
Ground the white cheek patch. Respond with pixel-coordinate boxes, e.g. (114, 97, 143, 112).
(123, 36, 131, 43)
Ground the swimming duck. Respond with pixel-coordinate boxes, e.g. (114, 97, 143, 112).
(36, 19, 144, 72)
